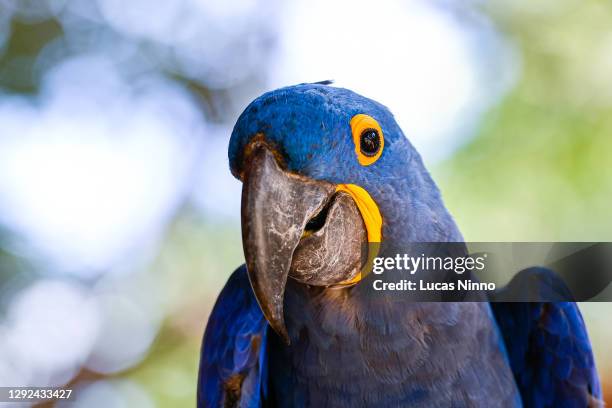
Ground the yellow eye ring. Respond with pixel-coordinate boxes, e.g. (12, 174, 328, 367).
(350, 114, 384, 166)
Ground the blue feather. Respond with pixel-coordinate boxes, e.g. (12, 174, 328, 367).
(492, 268, 602, 407)
(198, 266, 268, 408)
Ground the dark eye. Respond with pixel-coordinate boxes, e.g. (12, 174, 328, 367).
(360, 129, 381, 157)
(350, 114, 384, 165)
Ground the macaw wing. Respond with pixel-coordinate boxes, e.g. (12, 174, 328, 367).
(198, 265, 269, 408)
(491, 268, 602, 408)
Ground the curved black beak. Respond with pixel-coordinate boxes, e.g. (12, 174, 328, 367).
(241, 141, 336, 344)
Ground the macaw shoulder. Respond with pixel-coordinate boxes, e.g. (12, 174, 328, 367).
(491, 267, 602, 407)
(198, 265, 268, 408)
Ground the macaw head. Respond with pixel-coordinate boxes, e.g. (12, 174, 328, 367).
(229, 83, 461, 341)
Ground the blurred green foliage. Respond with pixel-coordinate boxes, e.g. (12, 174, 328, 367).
(438, 1, 612, 241)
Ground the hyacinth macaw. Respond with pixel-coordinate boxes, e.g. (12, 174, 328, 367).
(198, 83, 602, 407)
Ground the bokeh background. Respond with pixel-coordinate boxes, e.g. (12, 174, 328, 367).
(0, 0, 610, 406)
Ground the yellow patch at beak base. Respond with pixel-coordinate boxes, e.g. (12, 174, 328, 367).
(335, 184, 382, 285)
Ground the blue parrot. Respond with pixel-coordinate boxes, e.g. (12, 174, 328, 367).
(198, 83, 602, 407)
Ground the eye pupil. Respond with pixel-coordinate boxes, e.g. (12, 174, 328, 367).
(360, 129, 380, 157)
